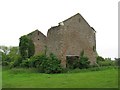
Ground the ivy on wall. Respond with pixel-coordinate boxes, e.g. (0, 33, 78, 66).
(19, 35, 35, 59)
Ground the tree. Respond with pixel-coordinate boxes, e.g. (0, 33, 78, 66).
(115, 58, 120, 66)
(0, 46, 11, 65)
(0, 46, 10, 55)
(96, 56, 105, 63)
(9, 46, 19, 55)
(19, 35, 35, 59)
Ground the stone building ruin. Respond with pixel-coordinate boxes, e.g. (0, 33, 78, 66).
(27, 13, 97, 68)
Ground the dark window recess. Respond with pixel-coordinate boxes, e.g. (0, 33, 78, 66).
(38, 39, 39, 40)
(66, 55, 79, 69)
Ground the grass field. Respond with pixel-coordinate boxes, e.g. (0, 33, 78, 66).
(0, 65, 2, 89)
(2, 67, 118, 88)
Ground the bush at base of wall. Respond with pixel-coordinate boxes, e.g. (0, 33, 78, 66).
(14, 53, 63, 74)
(39, 53, 62, 74)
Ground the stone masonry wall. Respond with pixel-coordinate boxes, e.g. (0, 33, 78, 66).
(27, 13, 97, 68)
(47, 13, 97, 68)
(28, 30, 47, 55)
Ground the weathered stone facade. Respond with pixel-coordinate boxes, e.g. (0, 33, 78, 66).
(28, 30, 47, 55)
(27, 13, 97, 68)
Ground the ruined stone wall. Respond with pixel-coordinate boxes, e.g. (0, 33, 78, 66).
(28, 30, 47, 55)
(47, 26, 67, 68)
(27, 13, 97, 68)
(62, 14, 97, 64)
(47, 14, 97, 68)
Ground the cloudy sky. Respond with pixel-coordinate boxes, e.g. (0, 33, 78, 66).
(0, 0, 118, 59)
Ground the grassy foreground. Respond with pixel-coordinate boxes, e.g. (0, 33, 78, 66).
(0, 65, 2, 89)
(2, 67, 118, 88)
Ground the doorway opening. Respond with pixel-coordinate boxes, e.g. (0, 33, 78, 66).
(66, 55, 79, 69)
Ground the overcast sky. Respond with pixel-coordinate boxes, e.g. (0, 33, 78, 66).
(0, 0, 118, 59)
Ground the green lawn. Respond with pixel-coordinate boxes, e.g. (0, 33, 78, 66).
(0, 65, 2, 89)
(2, 67, 118, 88)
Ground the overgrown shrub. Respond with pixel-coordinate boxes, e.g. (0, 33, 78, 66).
(96, 56, 115, 66)
(1, 46, 21, 66)
(96, 56, 105, 63)
(15, 53, 63, 74)
(2, 61, 9, 66)
(29, 54, 46, 68)
(10, 55, 22, 68)
(79, 55, 90, 69)
(114, 58, 119, 66)
(97, 60, 115, 66)
(39, 53, 62, 74)
(20, 58, 30, 68)
(2, 54, 11, 66)
(70, 50, 90, 69)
